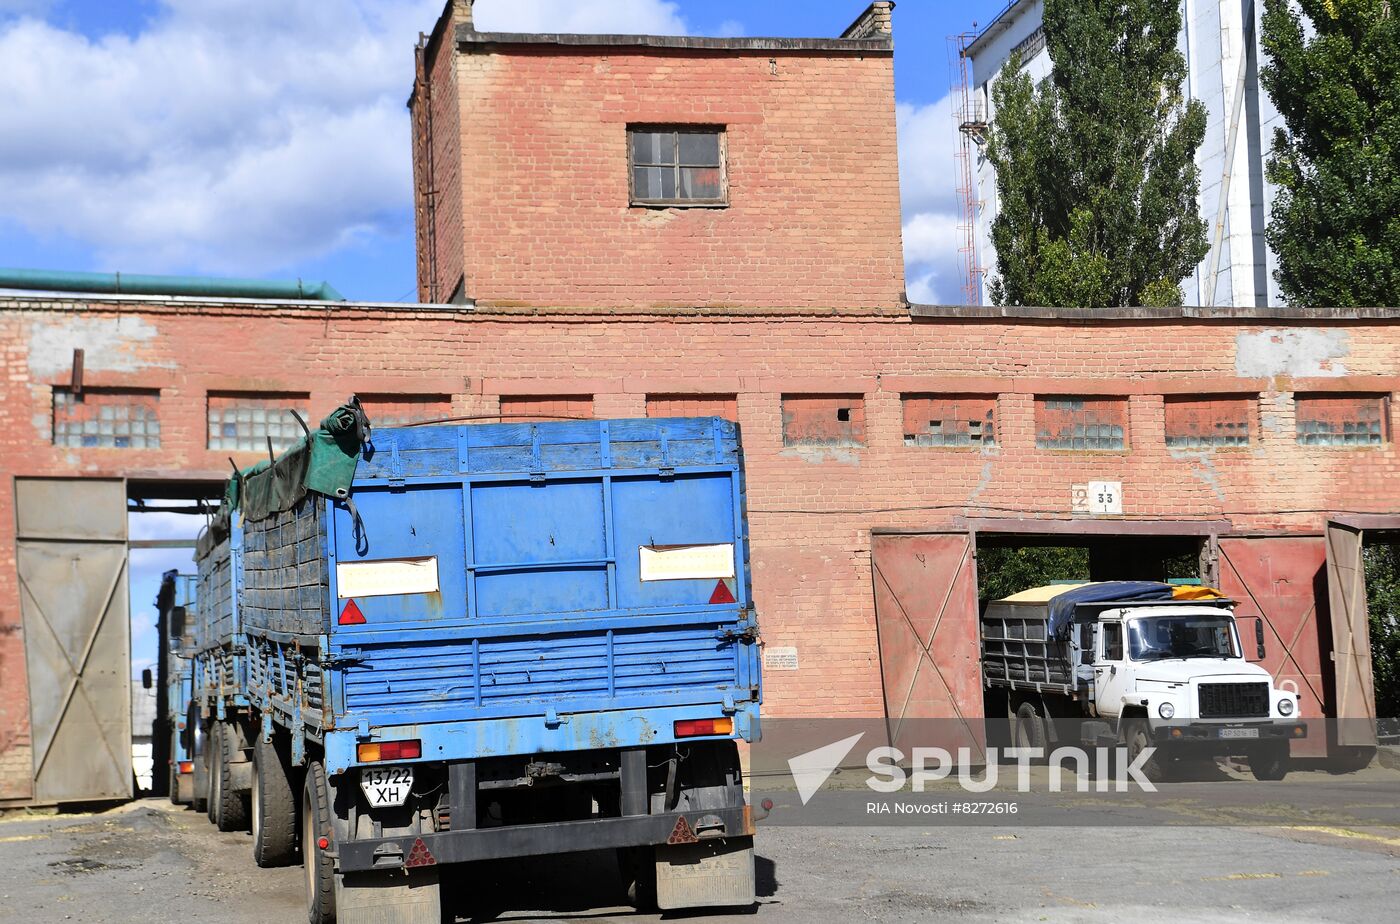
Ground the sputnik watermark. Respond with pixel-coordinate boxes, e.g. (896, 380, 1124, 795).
(787, 733, 1160, 805)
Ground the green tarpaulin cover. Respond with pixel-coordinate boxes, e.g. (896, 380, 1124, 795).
(195, 401, 367, 560)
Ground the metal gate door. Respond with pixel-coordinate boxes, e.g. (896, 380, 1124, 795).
(1325, 521, 1378, 747)
(16, 478, 132, 802)
(870, 531, 983, 758)
(1216, 535, 1327, 757)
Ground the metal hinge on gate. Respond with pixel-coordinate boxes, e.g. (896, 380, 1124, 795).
(388, 440, 405, 487)
(715, 624, 759, 643)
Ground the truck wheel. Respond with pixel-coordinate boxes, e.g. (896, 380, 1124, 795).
(190, 710, 208, 814)
(214, 722, 249, 832)
(253, 732, 300, 867)
(1250, 743, 1289, 781)
(1014, 702, 1047, 755)
(303, 761, 336, 924)
(205, 723, 220, 823)
(1123, 719, 1168, 783)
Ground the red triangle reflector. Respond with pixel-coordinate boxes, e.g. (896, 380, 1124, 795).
(338, 599, 366, 625)
(709, 579, 736, 605)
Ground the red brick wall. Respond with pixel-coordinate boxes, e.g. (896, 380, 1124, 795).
(425, 43, 904, 309)
(5, 299, 1400, 798)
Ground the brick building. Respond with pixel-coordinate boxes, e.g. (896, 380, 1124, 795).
(0, 2, 1392, 804)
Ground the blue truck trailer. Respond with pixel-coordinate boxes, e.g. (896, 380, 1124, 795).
(190, 405, 762, 923)
(155, 570, 199, 805)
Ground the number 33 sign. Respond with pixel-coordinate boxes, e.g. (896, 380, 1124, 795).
(1072, 481, 1124, 515)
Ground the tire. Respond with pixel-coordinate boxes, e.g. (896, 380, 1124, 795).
(1250, 742, 1289, 781)
(1014, 701, 1048, 756)
(206, 722, 220, 823)
(169, 730, 181, 805)
(1325, 746, 1375, 775)
(1123, 719, 1169, 783)
(253, 732, 300, 867)
(214, 721, 249, 832)
(190, 709, 208, 815)
(303, 760, 336, 924)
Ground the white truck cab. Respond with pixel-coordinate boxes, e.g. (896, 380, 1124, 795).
(1080, 604, 1305, 779)
(981, 584, 1308, 782)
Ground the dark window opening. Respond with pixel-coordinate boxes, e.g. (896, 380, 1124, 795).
(629, 127, 726, 206)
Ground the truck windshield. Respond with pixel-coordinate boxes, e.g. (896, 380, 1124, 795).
(1127, 614, 1238, 660)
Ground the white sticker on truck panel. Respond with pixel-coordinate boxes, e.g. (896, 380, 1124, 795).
(336, 557, 439, 599)
(639, 544, 736, 582)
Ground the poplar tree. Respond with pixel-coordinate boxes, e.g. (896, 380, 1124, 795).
(1261, 0, 1399, 307)
(985, 0, 1208, 308)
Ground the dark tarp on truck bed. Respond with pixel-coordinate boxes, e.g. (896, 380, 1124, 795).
(195, 400, 368, 560)
(1046, 581, 1175, 637)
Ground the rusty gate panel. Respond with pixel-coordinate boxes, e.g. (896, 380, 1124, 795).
(870, 532, 983, 758)
(1216, 536, 1327, 757)
(15, 477, 132, 802)
(1325, 522, 1378, 747)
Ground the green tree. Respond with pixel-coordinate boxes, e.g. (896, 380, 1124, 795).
(985, 0, 1209, 308)
(1261, 0, 1400, 307)
(1363, 544, 1400, 721)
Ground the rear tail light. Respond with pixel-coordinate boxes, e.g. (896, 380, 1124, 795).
(178, 761, 193, 774)
(357, 739, 422, 762)
(674, 718, 734, 738)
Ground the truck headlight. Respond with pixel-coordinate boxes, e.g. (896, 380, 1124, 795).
(1278, 698, 1294, 716)
(1158, 702, 1175, 719)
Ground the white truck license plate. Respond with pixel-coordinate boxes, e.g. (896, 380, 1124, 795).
(360, 766, 414, 806)
(1219, 727, 1259, 739)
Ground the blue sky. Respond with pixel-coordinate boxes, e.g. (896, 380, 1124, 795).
(0, 0, 1007, 674)
(0, 0, 1008, 307)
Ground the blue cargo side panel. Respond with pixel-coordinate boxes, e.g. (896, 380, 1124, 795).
(471, 479, 608, 618)
(612, 472, 741, 610)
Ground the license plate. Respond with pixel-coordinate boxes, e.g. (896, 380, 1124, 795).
(1219, 727, 1259, 739)
(360, 766, 414, 806)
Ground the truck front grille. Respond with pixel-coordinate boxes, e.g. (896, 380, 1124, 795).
(1197, 682, 1269, 718)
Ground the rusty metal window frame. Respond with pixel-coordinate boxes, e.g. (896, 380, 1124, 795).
(628, 125, 728, 208)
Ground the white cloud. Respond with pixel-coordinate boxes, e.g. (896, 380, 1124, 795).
(0, 0, 690, 275)
(896, 95, 967, 304)
(715, 19, 746, 37)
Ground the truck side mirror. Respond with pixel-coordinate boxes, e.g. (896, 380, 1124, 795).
(141, 668, 153, 690)
(1079, 624, 1094, 664)
(1254, 619, 1266, 661)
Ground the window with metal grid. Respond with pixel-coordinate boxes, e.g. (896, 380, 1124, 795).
(1164, 395, 1254, 449)
(52, 388, 160, 449)
(1035, 397, 1127, 450)
(629, 126, 726, 206)
(902, 394, 997, 448)
(1295, 393, 1390, 447)
(781, 394, 865, 447)
(360, 394, 453, 428)
(207, 393, 310, 452)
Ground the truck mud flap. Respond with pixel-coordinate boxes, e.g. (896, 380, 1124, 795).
(654, 837, 755, 911)
(336, 870, 441, 924)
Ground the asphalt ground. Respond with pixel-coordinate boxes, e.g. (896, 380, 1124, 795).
(1, 767, 1397, 923)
